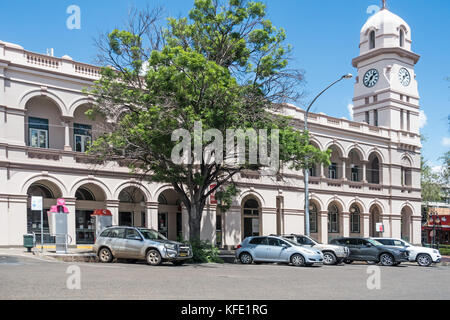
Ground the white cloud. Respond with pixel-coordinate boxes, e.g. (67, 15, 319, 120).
(347, 103, 354, 120)
(419, 110, 427, 129)
(442, 137, 450, 147)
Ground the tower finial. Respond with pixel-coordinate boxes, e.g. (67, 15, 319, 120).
(382, 0, 387, 9)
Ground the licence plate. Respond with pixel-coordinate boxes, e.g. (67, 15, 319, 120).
(179, 253, 187, 257)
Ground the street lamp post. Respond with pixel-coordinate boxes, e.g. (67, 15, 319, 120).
(304, 74, 353, 237)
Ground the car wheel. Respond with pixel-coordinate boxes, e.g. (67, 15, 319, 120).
(290, 254, 306, 267)
(146, 249, 162, 266)
(98, 248, 113, 263)
(323, 252, 337, 265)
(172, 260, 185, 266)
(380, 253, 395, 266)
(343, 259, 353, 264)
(416, 253, 432, 267)
(393, 262, 401, 266)
(239, 252, 253, 264)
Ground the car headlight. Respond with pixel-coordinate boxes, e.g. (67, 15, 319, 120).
(433, 250, 439, 254)
(165, 243, 177, 250)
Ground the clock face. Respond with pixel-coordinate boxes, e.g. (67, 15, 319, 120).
(363, 69, 379, 88)
(398, 68, 411, 86)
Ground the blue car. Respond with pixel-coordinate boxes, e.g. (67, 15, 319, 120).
(235, 235, 324, 267)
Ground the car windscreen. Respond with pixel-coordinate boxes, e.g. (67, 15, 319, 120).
(139, 229, 167, 240)
(366, 238, 383, 246)
(283, 238, 299, 246)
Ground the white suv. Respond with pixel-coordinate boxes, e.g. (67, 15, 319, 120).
(373, 237, 441, 267)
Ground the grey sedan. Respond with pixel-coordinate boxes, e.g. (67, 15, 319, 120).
(93, 226, 192, 266)
(236, 236, 324, 267)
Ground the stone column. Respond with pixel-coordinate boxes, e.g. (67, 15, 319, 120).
(381, 214, 392, 238)
(319, 164, 325, 178)
(362, 213, 370, 237)
(146, 202, 158, 229)
(106, 200, 120, 226)
(341, 157, 347, 180)
(342, 212, 350, 237)
(362, 161, 368, 183)
(64, 197, 76, 247)
(318, 211, 328, 244)
(411, 216, 422, 245)
(390, 214, 402, 239)
(62, 117, 72, 151)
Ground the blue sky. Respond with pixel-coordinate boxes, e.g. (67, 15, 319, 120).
(1, 0, 449, 167)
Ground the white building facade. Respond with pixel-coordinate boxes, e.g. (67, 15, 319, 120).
(0, 7, 422, 247)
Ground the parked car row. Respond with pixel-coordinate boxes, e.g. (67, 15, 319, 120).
(92, 227, 442, 268)
(235, 235, 442, 267)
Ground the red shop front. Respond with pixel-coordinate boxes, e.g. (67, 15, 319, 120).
(422, 215, 450, 245)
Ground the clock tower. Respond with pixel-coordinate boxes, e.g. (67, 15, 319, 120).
(352, 4, 421, 133)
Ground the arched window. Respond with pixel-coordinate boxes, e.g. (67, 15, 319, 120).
(75, 187, 95, 201)
(399, 29, 405, 47)
(309, 203, 318, 233)
(369, 30, 376, 49)
(401, 157, 412, 186)
(371, 157, 380, 184)
(350, 204, 361, 233)
(328, 204, 339, 233)
(244, 199, 259, 215)
(27, 184, 54, 199)
(158, 194, 168, 205)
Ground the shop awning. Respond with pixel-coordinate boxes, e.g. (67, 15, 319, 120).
(92, 209, 112, 216)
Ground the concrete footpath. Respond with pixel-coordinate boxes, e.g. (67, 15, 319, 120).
(0, 247, 448, 266)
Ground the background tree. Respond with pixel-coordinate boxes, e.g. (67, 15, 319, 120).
(421, 135, 444, 222)
(89, 0, 330, 241)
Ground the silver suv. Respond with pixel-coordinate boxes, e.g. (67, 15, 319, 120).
(236, 236, 324, 267)
(93, 226, 193, 266)
(281, 234, 349, 265)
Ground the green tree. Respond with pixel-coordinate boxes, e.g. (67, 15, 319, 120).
(88, 0, 330, 241)
(421, 157, 443, 205)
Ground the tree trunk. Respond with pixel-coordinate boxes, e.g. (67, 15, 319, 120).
(188, 203, 203, 241)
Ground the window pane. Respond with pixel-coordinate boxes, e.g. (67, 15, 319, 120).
(30, 129, 39, 147)
(39, 130, 48, 148)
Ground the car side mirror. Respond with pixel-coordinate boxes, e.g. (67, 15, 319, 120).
(282, 244, 289, 249)
(366, 243, 373, 247)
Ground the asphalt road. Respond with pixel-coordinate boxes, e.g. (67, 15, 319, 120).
(0, 254, 449, 300)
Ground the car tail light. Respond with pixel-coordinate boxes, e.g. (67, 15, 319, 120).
(236, 244, 242, 249)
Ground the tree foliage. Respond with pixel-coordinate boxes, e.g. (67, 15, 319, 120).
(89, 0, 330, 240)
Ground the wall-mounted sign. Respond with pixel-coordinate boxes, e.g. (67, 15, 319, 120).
(376, 223, 384, 232)
(31, 196, 43, 211)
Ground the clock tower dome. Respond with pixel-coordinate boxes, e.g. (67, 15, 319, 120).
(352, 3, 421, 133)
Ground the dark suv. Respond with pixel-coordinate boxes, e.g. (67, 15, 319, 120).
(329, 237, 409, 266)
